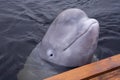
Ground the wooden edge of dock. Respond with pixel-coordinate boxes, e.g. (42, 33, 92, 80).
(44, 54, 120, 80)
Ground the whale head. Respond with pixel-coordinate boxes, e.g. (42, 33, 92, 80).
(38, 8, 99, 67)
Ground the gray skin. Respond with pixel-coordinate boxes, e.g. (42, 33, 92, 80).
(17, 8, 99, 80)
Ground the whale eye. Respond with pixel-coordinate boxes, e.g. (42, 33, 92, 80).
(50, 53, 53, 57)
(47, 49, 54, 58)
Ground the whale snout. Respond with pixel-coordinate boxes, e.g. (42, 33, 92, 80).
(84, 18, 99, 27)
(39, 8, 99, 67)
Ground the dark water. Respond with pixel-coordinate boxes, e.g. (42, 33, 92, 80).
(0, 0, 120, 80)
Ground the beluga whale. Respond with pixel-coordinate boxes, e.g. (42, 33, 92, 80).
(18, 8, 99, 80)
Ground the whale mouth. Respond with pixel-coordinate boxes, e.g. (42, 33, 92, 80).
(63, 22, 98, 51)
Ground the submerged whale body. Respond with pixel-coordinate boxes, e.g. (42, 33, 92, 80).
(18, 8, 99, 80)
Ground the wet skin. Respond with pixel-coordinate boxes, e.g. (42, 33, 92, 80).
(18, 8, 99, 80)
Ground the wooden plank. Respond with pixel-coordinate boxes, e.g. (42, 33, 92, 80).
(90, 67, 120, 80)
(44, 54, 120, 80)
